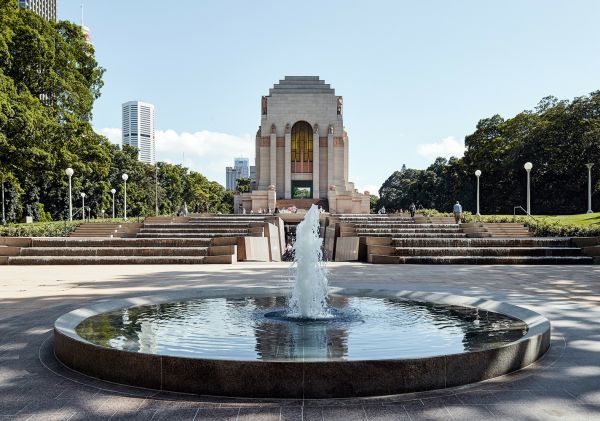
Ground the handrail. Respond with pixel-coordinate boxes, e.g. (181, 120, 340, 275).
(513, 206, 539, 227)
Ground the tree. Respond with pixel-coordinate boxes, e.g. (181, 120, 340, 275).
(0, 2, 233, 221)
(236, 177, 252, 193)
(379, 91, 600, 215)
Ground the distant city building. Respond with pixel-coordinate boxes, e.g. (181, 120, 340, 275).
(249, 166, 256, 182)
(225, 158, 252, 191)
(225, 166, 239, 191)
(234, 158, 250, 179)
(81, 24, 93, 46)
(18, 0, 56, 21)
(122, 101, 156, 165)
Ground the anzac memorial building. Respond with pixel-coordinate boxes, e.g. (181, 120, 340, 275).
(235, 76, 369, 214)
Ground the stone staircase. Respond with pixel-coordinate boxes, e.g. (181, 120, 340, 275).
(0, 214, 281, 265)
(461, 222, 531, 238)
(69, 223, 142, 238)
(334, 214, 593, 265)
(1, 237, 236, 265)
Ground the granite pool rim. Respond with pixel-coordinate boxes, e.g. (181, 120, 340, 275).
(53, 287, 551, 398)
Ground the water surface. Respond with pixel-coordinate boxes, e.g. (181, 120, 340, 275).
(76, 295, 528, 361)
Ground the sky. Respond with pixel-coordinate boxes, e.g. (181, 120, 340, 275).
(58, 0, 600, 193)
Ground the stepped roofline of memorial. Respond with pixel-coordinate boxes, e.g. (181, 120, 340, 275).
(269, 76, 335, 95)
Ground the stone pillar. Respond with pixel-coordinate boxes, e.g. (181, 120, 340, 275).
(284, 124, 291, 199)
(327, 125, 335, 188)
(344, 130, 349, 185)
(270, 124, 276, 187)
(267, 185, 277, 213)
(313, 125, 320, 199)
(255, 127, 261, 184)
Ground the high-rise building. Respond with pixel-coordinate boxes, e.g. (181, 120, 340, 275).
(225, 167, 240, 191)
(122, 101, 156, 165)
(18, 0, 56, 21)
(225, 158, 252, 191)
(234, 158, 250, 179)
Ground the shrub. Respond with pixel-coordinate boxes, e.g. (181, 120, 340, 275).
(0, 221, 82, 237)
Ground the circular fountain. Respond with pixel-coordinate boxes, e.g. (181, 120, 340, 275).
(54, 206, 550, 398)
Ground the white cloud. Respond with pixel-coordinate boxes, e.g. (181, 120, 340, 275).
(96, 127, 253, 186)
(356, 184, 380, 196)
(416, 136, 465, 160)
(99, 127, 122, 145)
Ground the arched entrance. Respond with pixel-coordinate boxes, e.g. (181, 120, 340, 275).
(290, 121, 313, 198)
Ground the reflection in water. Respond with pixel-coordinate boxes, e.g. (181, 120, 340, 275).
(253, 296, 350, 360)
(76, 295, 527, 361)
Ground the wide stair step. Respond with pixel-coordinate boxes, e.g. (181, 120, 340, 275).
(369, 255, 594, 264)
(368, 233, 467, 238)
(138, 228, 249, 234)
(30, 238, 213, 247)
(392, 247, 583, 257)
(136, 233, 243, 238)
(20, 247, 209, 257)
(391, 238, 573, 247)
(7, 256, 213, 265)
(355, 228, 462, 233)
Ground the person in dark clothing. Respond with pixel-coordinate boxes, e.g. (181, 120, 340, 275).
(409, 202, 416, 218)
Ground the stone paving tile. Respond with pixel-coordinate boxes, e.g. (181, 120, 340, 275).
(420, 394, 462, 407)
(280, 406, 302, 421)
(67, 411, 116, 421)
(149, 407, 199, 420)
(18, 410, 77, 421)
(403, 405, 453, 421)
(321, 406, 368, 420)
(108, 409, 158, 421)
(0, 400, 30, 417)
(301, 407, 323, 421)
(398, 399, 424, 411)
(141, 399, 205, 411)
(237, 407, 281, 420)
(455, 390, 499, 404)
(193, 408, 239, 420)
(487, 402, 600, 420)
(364, 405, 411, 420)
(445, 404, 495, 420)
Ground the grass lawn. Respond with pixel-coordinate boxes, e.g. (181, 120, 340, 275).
(537, 213, 600, 227)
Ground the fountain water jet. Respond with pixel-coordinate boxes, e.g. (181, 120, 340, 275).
(288, 204, 330, 319)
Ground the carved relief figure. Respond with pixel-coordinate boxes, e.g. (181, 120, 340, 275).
(313, 123, 319, 135)
(285, 123, 291, 134)
(261, 96, 267, 115)
(337, 97, 343, 115)
(328, 124, 334, 135)
(271, 124, 276, 134)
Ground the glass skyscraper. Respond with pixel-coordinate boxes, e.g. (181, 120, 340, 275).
(122, 101, 156, 165)
(18, 0, 56, 21)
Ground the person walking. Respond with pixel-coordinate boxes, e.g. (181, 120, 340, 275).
(453, 201, 463, 224)
(409, 202, 416, 218)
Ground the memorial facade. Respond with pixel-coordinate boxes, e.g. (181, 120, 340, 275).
(235, 76, 369, 214)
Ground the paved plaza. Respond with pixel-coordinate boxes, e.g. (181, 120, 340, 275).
(1, 263, 600, 420)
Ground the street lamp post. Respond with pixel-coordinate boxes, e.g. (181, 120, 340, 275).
(524, 162, 533, 216)
(1, 175, 6, 225)
(122, 173, 129, 220)
(475, 170, 482, 217)
(155, 166, 159, 216)
(586, 163, 594, 214)
(65, 168, 74, 221)
(80, 192, 86, 221)
(110, 188, 116, 218)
